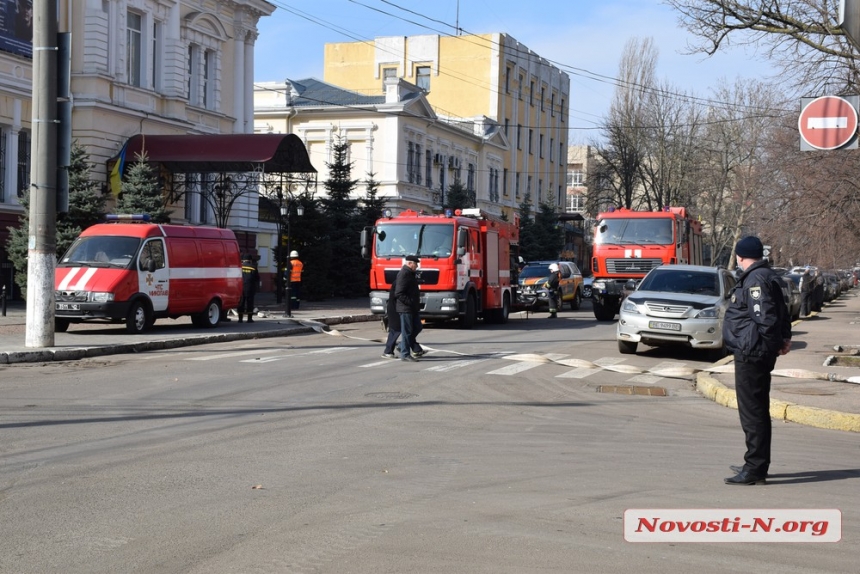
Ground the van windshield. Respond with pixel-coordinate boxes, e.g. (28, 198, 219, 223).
(59, 236, 142, 268)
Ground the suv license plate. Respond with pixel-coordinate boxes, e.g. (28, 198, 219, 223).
(649, 320, 681, 331)
(56, 303, 80, 311)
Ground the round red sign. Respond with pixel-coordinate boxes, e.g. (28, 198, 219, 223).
(798, 96, 858, 150)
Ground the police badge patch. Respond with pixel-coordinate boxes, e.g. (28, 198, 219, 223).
(749, 286, 762, 300)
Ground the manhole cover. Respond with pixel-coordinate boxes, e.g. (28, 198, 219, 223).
(596, 385, 667, 396)
(364, 392, 418, 400)
(779, 388, 837, 396)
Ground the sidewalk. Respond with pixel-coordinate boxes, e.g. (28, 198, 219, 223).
(3, 289, 860, 432)
(0, 292, 377, 364)
(697, 292, 860, 433)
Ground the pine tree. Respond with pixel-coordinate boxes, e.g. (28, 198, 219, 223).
(115, 151, 171, 223)
(6, 142, 107, 296)
(517, 192, 538, 262)
(321, 138, 364, 297)
(360, 172, 387, 228)
(532, 200, 563, 260)
(444, 177, 473, 210)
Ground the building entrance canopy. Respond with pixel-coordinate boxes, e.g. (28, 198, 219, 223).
(114, 133, 316, 175)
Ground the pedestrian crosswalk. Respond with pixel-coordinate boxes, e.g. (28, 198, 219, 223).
(180, 343, 690, 385)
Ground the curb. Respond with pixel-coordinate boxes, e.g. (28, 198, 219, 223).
(696, 372, 860, 433)
(0, 314, 378, 365)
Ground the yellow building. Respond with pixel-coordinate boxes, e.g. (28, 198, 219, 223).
(323, 33, 570, 220)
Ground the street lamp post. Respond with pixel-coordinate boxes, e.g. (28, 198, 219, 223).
(281, 201, 304, 318)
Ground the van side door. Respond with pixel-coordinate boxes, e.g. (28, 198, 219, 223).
(138, 238, 169, 312)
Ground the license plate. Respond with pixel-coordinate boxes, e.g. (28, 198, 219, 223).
(649, 320, 681, 331)
(56, 303, 80, 311)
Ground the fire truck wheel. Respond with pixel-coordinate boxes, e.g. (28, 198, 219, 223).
(459, 294, 477, 329)
(618, 340, 638, 354)
(593, 300, 617, 321)
(126, 301, 150, 334)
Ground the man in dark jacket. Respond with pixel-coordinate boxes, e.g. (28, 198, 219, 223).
(799, 268, 813, 317)
(395, 255, 421, 362)
(382, 282, 424, 359)
(722, 236, 792, 485)
(238, 257, 260, 323)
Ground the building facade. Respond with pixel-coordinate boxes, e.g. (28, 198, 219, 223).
(0, 0, 275, 298)
(254, 76, 507, 279)
(323, 33, 570, 220)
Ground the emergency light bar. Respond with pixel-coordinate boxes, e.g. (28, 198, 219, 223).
(104, 214, 151, 222)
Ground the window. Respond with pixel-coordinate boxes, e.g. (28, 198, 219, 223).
(551, 93, 556, 117)
(517, 124, 522, 150)
(538, 179, 542, 204)
(504, 118, 510, 139)
(17, 130, 29, 198)
(528, 129, 533, 155)
(540, 87, 545, 111)
(529, 80, 534, 106)
(467, 163, 475, 194)
(187, 44, 195, 100)
(568, 168, 584, 186)
(518, 73, 524, 100)
(425, 150, 433, 188)
(503, 169, 508, 197)
(0, 127, 5, 202)
(151, 21, 162, 91)
(184, 173, 197, 221)
(550, 137, 554, 161)
(539, 134, 544, 158)
(416, 66, 431, 92)
(515, 172, 520, 198)
(202, 50, 213, 109)
(382, 67, 397, 90)
(561, 98, 565, 122)
(505, 67, 511, 93)
(127, 11, 143, 87)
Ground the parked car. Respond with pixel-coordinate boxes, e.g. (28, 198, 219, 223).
(582, 276, 593, 299)
(823, 273, 841, 301)
(776, 275, 801, 321)
(517, 260, 584, 310)
(616, 265, 736, 359)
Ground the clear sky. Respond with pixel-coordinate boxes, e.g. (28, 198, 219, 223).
(254, 0, 777, 145)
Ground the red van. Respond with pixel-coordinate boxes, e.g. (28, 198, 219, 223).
(55, 220, 243, 333)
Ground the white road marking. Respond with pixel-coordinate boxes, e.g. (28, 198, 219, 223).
(188, 348, 286, 361)
(424, 358, 490, 372)
(486, 362, 544, 376)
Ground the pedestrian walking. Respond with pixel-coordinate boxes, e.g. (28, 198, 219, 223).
(382, 282, 425, 359)
(799, 268, 813, 317)
(394, 255, 421, 362)
(544, 263, 561, 318)
(722, 236, 792, 485)
(288, 250, 303, 310)
(238, 256, 260, 323)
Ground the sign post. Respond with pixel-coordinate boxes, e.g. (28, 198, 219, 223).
(798, 95, 859, 151)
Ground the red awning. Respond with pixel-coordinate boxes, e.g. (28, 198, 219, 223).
(116, 133, 316, 174)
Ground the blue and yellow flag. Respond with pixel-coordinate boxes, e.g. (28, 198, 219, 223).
(109, 142, 128, 196)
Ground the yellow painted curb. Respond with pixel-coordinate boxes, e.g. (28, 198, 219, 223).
(696, 373, 860, 433)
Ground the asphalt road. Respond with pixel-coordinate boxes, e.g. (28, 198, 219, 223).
(2, 313, 857, 573)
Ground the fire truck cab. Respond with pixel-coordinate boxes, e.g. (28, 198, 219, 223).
(361, 208, 519, 328)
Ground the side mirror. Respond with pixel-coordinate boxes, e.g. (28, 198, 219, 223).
(360, 228, 372, 259)
(457, 227, 468, 257)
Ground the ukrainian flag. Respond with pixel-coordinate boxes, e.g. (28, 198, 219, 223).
(109, 142, 128, 196)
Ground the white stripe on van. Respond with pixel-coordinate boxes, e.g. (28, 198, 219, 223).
(169, 268, 242, 280)
(57, 267, 81, 290)
(71, 268, 98, 290)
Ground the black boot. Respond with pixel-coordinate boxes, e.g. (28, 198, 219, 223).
(238, 315, 243, 323)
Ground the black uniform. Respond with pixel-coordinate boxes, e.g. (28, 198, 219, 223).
(723, 259, 792, 479)
(394, 261, 421, 360)
(544, 270, 561, 317)
(239, 262, 260, 323)
(799, 271, 813, 317)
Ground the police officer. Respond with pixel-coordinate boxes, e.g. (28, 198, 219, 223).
(238, 256, 260, 323)
(722, 236, 792, 485)
(544, 263, 561, 319)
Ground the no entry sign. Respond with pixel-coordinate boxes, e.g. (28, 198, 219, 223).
(798, 95, 859, 150)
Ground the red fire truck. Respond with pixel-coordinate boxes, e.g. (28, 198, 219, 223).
(361, 208, 519, 327)
(590, 206, 703, 321)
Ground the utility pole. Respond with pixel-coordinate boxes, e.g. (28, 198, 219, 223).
(25, 0, 59, 347)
